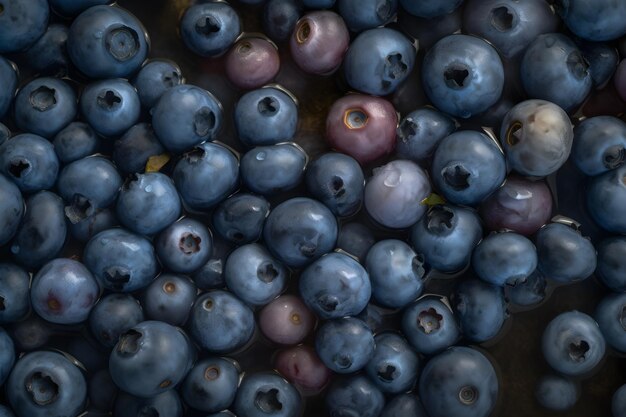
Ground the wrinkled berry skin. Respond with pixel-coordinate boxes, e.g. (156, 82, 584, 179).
(557, 0, 626, 41)
(213, 193, 270, 244)
(67, 5, 149, 79)
(141, 274, 196, 327)
(0, 57, 17, 120)
(6, 351, 87, 417)
(586, 165, 626, 234)
(132, 59, 183, 110)
(422, 34, 504, 118)
(480, 176, 553, 236)
(11, 191, 67, 269)
(181, 357, 240, 413)
(535, 374, 579, 412)
(364, 160, 431, 229)
(338, 0, 397, 32)
(326, 375, 385, 417)
(542, 311, 606, 376)
(326, 94, 398, 165)
(290, 11, 350, 75)
(89, 293, 145, 348)
(114, 390, 183, 417)
(155, 217, 212, 274)
(0, 0, 49, 53)
(234, 373, 302, 417)
(0, 327, 15, 386)
(80, 78, 141, 137)
(520, 33, 592, 112)
(572, 116, 626, 176)
(500, 99, 573, 177)
(113, 123, 165, 176)
(189, 291, 255, 353)
(594, 292, 626, 353)
(300, 252, 371, 319)
(400, 0, 462, 18)
(344, 28, 415, 96)
(365, 332, 420, 394)
(83, 228, 159, 293)
(0, 263, 30, 324)
(431, 131, 506, 206)
(411, 204, 482, 273)
(597, 237, 626, 292)
(396, 107, 456, 161)
(116, 172, 182, 235)
(173, 142, 239, 211)
(263, 197, 338, 268)
(0, 133, 60, 194)
(315, 317, 375, 374)
(152, 85, 223, 153)
(110, 321, 194, 398)
(235, 87, 298, 148)
(453, 279, 508, 343)
(226, 37, 280, 90)
(402, 296, 461, 355)
(240, 143, 307, 195)
(366, 239, 425, 309)
(14, 77, 77, 138)
(0, 174, 24, 247)
(31, 258, 100, 325)
(180, 2, 241, 58)
(463, 0, 558, 59)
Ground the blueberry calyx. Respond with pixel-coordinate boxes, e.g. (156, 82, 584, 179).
(105, 26, 140, 61)
(195, 16, 221, 36)
(29, 86, 57, 112)
(26, 372, 59, 405)
(255, 388, 283, 412)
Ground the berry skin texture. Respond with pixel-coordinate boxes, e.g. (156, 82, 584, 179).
(0, 0, 49, 53)
(234, 372, 302, 417)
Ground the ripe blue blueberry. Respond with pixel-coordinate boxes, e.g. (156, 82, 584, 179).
(381, 393, 428, 417)
(181, 357, 240, 413)
(213, 193, 270, 244)
(365, 332, 420, 394)
(572, 115, 626, 176)
(263, 0, 302, 43)
(315, 316, 375, 373)
(234, 372, 302, 417)
(396, 107, 456, 161)
(0, 327, 15, 386)
(80, 78, 141, 137)
(0, 133, 60, 193)
(89, 293, 145, 348)
(586, 165, 626, 234)
(113, 123, 165, 175)
(141, 274, 196, 327)
(402, 295, 461, 355)
(180, 2, 241, 57)
(535, 374, 580, 411)
(22, 23, 70, 77)
(453, 279, 508, 343)
(596, 237, 626, 292)
(0, 174, 24, 247)
(505, 269, 547, 308)
(0, 263, 30, 324)
(325, 374, 384, 417)
(240, 143, 307, 195)
(337, 0, 398, 32)
(594, 292, 626, 353)
(0, 57, 17, 120)
(0, 0, 49, 53)
(557, 0, 626, 41)
(155, 217, 212, 274)
(132, 59, 183, 110)
(53, 122, 100, 165)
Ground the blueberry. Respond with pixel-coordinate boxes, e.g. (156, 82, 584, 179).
(80, 78, 141, 138)
(180, 357, 240, 413)
(453, 278, 508, 343)
(53, 122, 100, 165)
(116, 172, 182, 235)
(262, 0, 302, 43)
(0, 57, 18, 120)
(0, 263, 30, 323)
(541, 311, 606, 376)
(535, 374, 580, 411)
(419, 347, 499, 417)
(57, 156, 123, 224)
(326, 94, 398, 164)
(500, 99, 573, 177)
(0, 133, 60, 193)
(536, 221, 596, 284)
(557, 0, 626, 41)
(0, 327, 15, 385)
(344, 27, 416, 96)
(586, 165, 626, 234)
(114, 390, 183, 417)
(234, 372, 302, 417)
(315, 316, 375, 373)
(83, 228, 159, 292)
(263, 197, 338, 268)
(89, 293, 144, 348)
(192, 237, 231, 290)
(132, 59, 183, 110)
(155, 217, 212, 274)
(273, 345, 331, 394)
(300, 252, 371, 319)
(505, 269, 547, 308)
(67, 5, 149, 79)
(463, 0, 558, 59)
(31, 258, 100, 324)
(400, 0, 462, 18)
(212, 193, 270, 244)
(365, 332, 420, 394)
(577, 40, 620, 88)
(336, 222, 376, 261)
(305, 152, 364, 218)
(381, 393, 428, 417)
(69, 208, 119, 243)
(366, 239, 425, 309)
(572, 115, 626, 176)
(0, 0, 49, 53)
(411, 204, 483, 273)
(140, 274, 196, 327)
(0, 405, 15, 417)
(22, 24, 70, 77)
(109, 321, 194, 398)
(431, 130, 506, 206)
(325, 374, 385, 417)
(225, 37, 281, 90)
(338, 0, 398, 32)
(189, 290, 255, 353)
(259, 295, 315, 345)
(180, 2, 241, 57)
(614, 384, 626, 417)
(240, 143, 307, 195)
(290, 11, 350, 75)
(594, 292, 626, 353)
(422, 34, 504, 118)
(396, 107, 456, 161)
(402, 295, 461, 355)
(113, 123, 165, 175)
(596, 237, 626, 292)
(364, 160, 431, 228)
(8, 314, 53, 352)
(0, 174, 24, 247)
(49, 0, 112, 17)
(11, 191, 67, 269)
(173, 142, 239, 211)
(522, 34, 593, 112)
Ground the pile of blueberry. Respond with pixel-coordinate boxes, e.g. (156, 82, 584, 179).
(2, 0, 626, 416)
